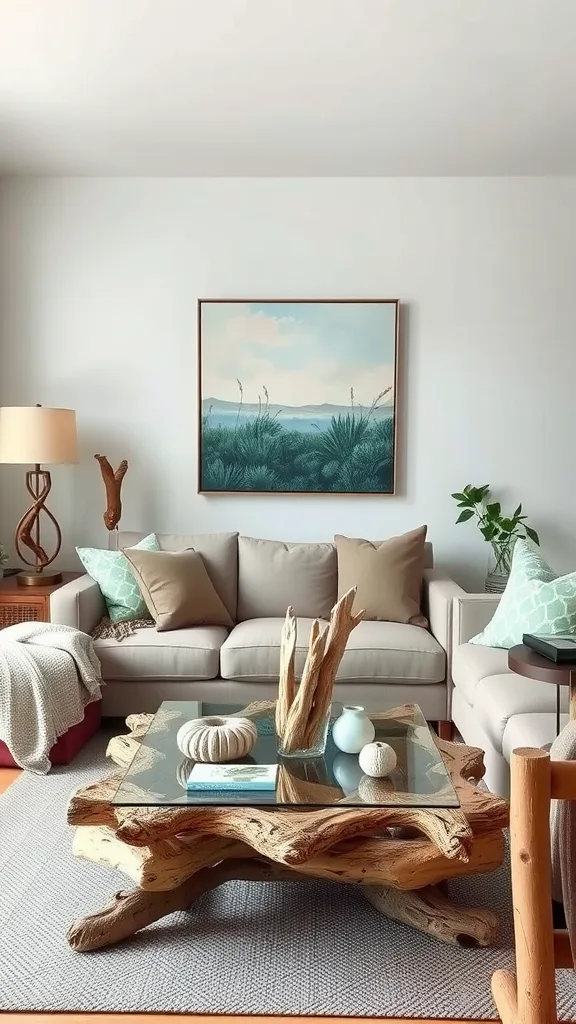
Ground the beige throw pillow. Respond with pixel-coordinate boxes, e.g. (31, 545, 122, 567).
(124, 548, 233, 631)
(335, 525, 428, 625)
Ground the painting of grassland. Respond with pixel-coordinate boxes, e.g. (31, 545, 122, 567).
(198, 300, 398, 494)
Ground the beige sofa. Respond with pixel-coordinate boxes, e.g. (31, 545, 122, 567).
(451, 593, 569, 798)
(50, 531, 463, 722)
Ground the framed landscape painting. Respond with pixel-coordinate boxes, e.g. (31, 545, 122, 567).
(198, 299, 399, 495)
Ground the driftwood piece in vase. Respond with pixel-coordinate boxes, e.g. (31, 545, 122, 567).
(281, 620, 327, 752)
(305, 587, 364, 748)
(94, 454, 128, 531)
(275, 607, 297, 738)
(278, 587, 364, 753)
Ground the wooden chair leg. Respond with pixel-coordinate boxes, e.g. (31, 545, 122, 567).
(509, 748, 557, 1024)
(492, 969, 518, 1024)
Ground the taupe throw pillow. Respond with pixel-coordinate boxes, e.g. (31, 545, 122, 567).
(124, 548, 233, 631)
(335, 525, 428, 625)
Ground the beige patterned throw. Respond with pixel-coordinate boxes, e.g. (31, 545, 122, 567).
(91, 617, 155, 642)
(0, 621, 103, 773)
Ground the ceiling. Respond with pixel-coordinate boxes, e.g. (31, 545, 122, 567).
(1, 0, 575, 175)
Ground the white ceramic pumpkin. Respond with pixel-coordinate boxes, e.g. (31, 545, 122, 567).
(358, 740, 398, 778)
(176, 716, 257, 763)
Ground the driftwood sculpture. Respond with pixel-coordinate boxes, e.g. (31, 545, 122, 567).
(276, 587, 364, 752)
(94, 454, 128, 531)
(66, 704, 509, 953)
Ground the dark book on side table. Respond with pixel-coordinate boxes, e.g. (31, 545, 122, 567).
(523, 633, 576, 663)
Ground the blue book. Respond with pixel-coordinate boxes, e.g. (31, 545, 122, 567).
(186, 763, 278, 792)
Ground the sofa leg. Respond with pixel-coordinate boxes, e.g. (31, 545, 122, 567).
(436, 720, 454, 741)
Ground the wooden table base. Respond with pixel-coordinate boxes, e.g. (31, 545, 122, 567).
(66, 707, 509, 952)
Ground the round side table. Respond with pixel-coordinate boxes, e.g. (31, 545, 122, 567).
(508, 644, 576, 737)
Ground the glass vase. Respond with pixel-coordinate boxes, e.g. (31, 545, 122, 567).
(485, 541, 514, 594)
(277, 705, 332, 759)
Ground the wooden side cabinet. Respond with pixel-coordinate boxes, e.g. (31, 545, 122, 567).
(0, 572, 83, 629)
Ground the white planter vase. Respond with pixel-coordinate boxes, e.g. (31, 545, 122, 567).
(332, 705, 375, 754)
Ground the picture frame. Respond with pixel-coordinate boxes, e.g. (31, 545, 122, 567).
(198, 298, 399, 495)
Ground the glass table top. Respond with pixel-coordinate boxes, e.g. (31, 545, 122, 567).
(112, 701, 459, 809)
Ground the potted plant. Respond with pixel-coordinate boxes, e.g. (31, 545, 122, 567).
(0, 543, 8, 579)
(451, 484, 540, 593)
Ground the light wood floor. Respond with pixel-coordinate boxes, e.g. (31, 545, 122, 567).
(0, 768, 493, 1023)
(0, 766, 20, 794)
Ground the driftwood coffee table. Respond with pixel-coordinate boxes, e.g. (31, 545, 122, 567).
(67, 701, 508, 952)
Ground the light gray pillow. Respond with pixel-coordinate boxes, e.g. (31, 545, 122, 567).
(237, 536, 337, 620)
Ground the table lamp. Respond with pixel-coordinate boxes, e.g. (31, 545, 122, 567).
(0, 405, 78, 586)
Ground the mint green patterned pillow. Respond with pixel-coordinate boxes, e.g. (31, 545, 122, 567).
(77, 533, 159, 623)
(470, 540, 576, 649)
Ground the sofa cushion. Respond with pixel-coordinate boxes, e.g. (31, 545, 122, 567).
(220, 618, 325, 681)
(116, 531, 239, 621)
(337, 620, 445, 683)
(502, 712, 569, 763)
(335, 526, 428, 625)
(237, 536, 337, 620)
(472, 673, 569, 754)
(220, 617, 445, 684)
(95, 625, 229, 680)
(451, 643, 510, 705)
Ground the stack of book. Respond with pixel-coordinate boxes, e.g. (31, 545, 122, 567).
(186, 763, 278, 791)
(523, 633, 576, 663)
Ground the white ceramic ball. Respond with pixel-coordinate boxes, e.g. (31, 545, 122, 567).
(176, 716, 257, 763)
(358, 741, 397, 778)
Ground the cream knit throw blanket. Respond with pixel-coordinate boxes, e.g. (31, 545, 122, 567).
(550, 719, 576, 959)
(0, 621, 102, 774)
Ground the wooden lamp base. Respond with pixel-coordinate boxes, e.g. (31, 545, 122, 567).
(15, 464, 63, 587)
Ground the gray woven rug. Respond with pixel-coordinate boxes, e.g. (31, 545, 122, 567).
(1, 733, 576, 1018)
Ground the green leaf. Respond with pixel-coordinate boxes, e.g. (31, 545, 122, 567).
(456, 509, 475, 524)
(451, 492, 470, 503)
(480, 524, 497, 541)
(486, 501, 501, 518)
(525, 526, 540, 545)
(499, 518, 515, 533)
(514, 503, 522, 517)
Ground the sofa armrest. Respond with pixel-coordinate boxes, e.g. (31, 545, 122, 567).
(452, 593, 501, 646)
(50, 574, 106, 634)
(423, 570, 466, 653)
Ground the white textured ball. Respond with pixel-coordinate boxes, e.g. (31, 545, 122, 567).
(358, 741, 397, 778)
(176, 716, 257, 763)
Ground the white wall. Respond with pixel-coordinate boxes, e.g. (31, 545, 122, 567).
(0, 176, 575, 589)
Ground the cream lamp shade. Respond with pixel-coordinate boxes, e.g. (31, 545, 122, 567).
(0, 406, 78, 465)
